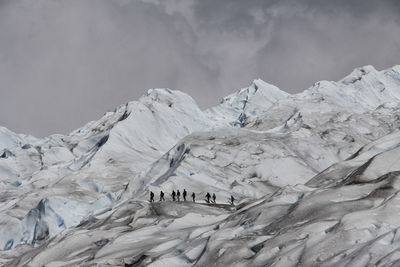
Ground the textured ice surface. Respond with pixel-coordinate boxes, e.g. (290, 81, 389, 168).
(1, 65, 400, 266)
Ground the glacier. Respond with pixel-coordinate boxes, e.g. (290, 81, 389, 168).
(1, 65, 400, 266)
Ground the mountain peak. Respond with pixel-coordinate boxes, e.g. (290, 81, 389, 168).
(140, 88, 201, 113)
(205, 79, 290, 127)
(218, 78, 289, 109)
(252, 78, 289, 95)
(340, 65, 377, 85)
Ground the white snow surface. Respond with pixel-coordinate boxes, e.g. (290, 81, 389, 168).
(1, 65, 400, 266)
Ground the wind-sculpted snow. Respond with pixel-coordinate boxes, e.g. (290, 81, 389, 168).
(1, 65, 400, 265)
(5, 167, 400, 266)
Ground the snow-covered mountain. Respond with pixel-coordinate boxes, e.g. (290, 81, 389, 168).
(1, 65, 400, 266)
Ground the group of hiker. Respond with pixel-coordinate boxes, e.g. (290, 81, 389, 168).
(149, 189, 235, 205)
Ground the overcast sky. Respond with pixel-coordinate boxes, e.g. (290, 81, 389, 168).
(1, 0, 400, 137)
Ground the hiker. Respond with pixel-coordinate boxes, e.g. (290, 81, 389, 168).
(212, 193, 216, 203)
(160, 191, 165, 201)
(230, 195, 235, 205)
(192, 192, 196, 202)
(172, 190, 176, 201)
(183, 189, 187, 201)
(177, 190, 181, 202)
(150, 191, 154, 202)
(206, 192, 211, 203)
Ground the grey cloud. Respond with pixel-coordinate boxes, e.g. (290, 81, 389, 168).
(0, 0, 399, 137)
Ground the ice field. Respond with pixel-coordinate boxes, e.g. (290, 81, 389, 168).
(1, 65, 400, 266)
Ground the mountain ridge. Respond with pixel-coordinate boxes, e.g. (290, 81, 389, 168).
(1, 65, 400, 265)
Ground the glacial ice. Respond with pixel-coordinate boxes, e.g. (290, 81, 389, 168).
(1, 65, 400, 266)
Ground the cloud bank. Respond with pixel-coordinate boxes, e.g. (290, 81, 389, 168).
(0, 0, 399, 136)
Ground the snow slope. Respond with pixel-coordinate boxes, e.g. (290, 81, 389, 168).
(1, 65, 400, 266)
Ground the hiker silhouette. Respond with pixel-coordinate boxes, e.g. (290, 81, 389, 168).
(230, 195, 235, 205)
(150, 191, 154, 202)
(177, 190, 181, 201)
(192, 192, 196, 202)
(183, 189, 187, 201)
(160, 191, 165, 201)
(172, 190, 176, 201)
(212, 193, 216, 203)
(206, 192, 211, 203)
